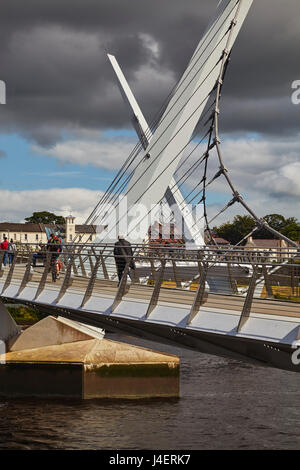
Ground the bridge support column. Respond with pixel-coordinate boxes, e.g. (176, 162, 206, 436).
(0, 315, 179, 399)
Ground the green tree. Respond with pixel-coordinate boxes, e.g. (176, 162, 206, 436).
(281, 218, 300, 241)
(255, 214, 286, 239)
(216, 215, 256, 245)
(25, 211, 66, 225)
(216, 213, 300, 244)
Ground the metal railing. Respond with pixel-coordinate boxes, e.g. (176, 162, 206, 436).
(0, 243, 299, 330)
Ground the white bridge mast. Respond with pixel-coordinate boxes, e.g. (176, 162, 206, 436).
(98, 0, 253, 244)
(107, 54, 205, 247)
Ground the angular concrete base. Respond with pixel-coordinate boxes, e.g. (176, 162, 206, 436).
(0, 316, 180, 399)
(0, 300, 21, 348)
(9, 315, 105, 352)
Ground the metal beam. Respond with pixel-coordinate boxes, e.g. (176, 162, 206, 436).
(17, 253, 33, 297)
(227, 263, 238, 295)
(262, 264, 274, 299)
(81, 256, 101, 308)
(34, 253, 52, 300)
(111, 259, 131, 312)
(146, 259, 166, 318)
(237, 265, 259, 332)
(55, 254, 75, 303)
(0, 251, 4, 277)
(187, 262, 208, 325)
(1, 254, 17, 293)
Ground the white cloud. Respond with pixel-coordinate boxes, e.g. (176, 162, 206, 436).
(27, 131, 300, 231)
(32, 136, 137, 169)
(173, 133, 300, 225)
(258, 161, 300, 197)
(0, 188, 102, 223)
(138, 33, 161, 61)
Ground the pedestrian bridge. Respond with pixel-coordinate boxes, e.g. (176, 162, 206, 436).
(1, 243, 300, 373)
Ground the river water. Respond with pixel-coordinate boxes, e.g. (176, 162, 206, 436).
(1, 332, 300, 450)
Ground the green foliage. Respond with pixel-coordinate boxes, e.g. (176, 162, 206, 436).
(25, 211, 66, 225)
(6, 305, 47, 324)
(216, 215, 256, 245)
(216, 213, 300, 245)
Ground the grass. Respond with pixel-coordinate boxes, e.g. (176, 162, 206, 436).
(5, 305, 47, 325)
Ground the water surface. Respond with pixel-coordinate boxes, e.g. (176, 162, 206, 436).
(1, 332, 300, 450)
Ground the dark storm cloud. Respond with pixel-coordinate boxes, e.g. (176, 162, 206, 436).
(0, 0, 299, 144)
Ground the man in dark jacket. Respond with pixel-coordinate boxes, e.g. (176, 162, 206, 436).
(114, 235, 135, 283)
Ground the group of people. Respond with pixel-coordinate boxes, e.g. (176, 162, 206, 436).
(1, 233, 62, 275)
(0, 237, 17, 266)
(1, 231, 135, 284)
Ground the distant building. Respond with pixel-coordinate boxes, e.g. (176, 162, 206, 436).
(148, 221, 185, 246)
(211, 236, 230, 246)
(0, 215, 99, 245)
(245, 236, 298, 261)
(0, 222, 47, 244)
(204, 229, 230, 246)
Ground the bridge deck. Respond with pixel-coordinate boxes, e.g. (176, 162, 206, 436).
(2, 245, 300, 373)
(3, 265, 299, 320)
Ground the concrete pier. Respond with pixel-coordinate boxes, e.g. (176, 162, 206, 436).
(0, 315, 180, 399)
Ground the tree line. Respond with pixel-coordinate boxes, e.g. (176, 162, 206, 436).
(215, 214, 300, 245)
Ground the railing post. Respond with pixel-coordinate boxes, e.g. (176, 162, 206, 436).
(146, 259, 166, 318)
(0, 251, 4, 277)
(88, 249, 94, 272)
(55, 254, 75, 303)
(78, 254, 87, 277)
(261, 264, 274, 298)
(187, 262, 208, 325)
(149, 258, 157, 283)
(171, 259, 181, 288)
(1, 252, 17, 293)
(237, 266, 258, 332)
(227, 263, 238, 295)
(34, 252, 52, 300)
(111, 259, 131, 313)
(80, 256, 101, 308)
(64, 245, 80, 276)
(99, 250, 109, 280)
(16, 253, 34, 296)
(70, 247, 79, 276)
(91, 246, 109, 280)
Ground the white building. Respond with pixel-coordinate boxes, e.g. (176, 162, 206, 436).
(0, 216, 99, 245)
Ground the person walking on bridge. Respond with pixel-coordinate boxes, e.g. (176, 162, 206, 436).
(0, 236, 9, 267)
(8, 239, 16, 266)
(47, 233, 62, 281)
(114, 235, 135, 284)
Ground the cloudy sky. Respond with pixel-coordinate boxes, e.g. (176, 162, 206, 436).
(0, 0, 299, 224)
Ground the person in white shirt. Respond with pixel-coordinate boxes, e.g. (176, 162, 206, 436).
(8, 239, 16, 266)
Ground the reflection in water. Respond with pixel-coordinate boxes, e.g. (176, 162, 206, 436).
(1, 332, 300, 449)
